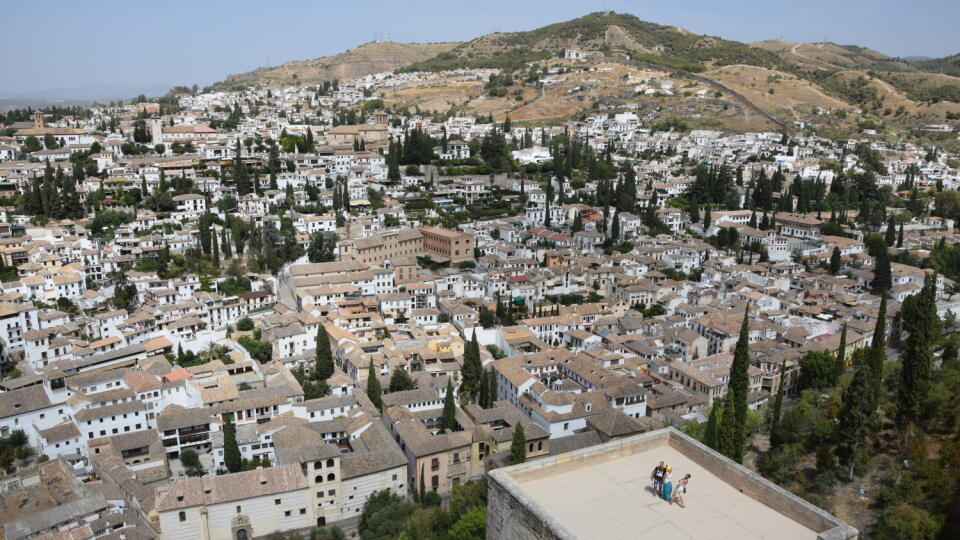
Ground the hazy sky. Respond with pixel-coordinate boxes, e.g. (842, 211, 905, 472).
(4, 0, 958, 96)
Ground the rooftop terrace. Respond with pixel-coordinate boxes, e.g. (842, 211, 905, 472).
(488, 428, 857, 540)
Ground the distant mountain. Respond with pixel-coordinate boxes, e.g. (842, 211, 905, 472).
(913, 53, 960, 77)
(0, 83, 173, 103)
(903, 55, 933, 61)
(214, 41, 459, 90)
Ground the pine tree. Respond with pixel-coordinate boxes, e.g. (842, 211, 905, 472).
(441, 378, 456, 433)
(897, 273, 938, 427)
(366, 360, 382, 410)
(719, 311, 751, 462)
(315, 324, 334, 380)
(769, 360, 787, 449)
(223, 415, 242, 473)
(836, 366, 872, 478)
(510, 423, 526, 464)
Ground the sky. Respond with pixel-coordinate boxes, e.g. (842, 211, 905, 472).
(3, 0, 959, 98)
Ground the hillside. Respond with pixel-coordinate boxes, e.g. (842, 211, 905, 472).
(401, 11, 781, 73)
(915, 53, 960, 77)
(214, 41, 459, 89)
(208, 11, 960, 130)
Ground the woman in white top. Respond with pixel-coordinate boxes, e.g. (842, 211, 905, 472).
(671, 473, 691, 507)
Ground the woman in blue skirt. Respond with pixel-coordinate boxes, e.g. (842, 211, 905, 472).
(661, 465, 673, 501)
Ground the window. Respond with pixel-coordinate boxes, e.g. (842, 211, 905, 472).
(326, 458, 334, 468)
(179, 511, 186, 522)
(275, 499, 281, 505)
(431, 457, 439, 471)
(431, 475, 439, 491)
(327, 473, 335, 481)
(236, 505, 241, 514)
(328, 489, 335, 496)
(284, 510, 291, 517)
(300, 508, 306, 515)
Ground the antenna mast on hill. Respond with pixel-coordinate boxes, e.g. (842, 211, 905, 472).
(602, 0, 610, 16)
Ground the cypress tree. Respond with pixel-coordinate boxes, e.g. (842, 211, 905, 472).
(478, 369, 489, 408)
(897, 223, 904, 248)
(703, 398, 721, 450)
(488, 368, 497, 406)
(873, 249, 892, 293)
(836, 323, 848, 376)
(366, 360, 382, 410)
(836, 366, 872, 478)
(868, 295, 887, 412)
(223, 415, 241, 473)
(703, 205, 712, 230)
(510, 423, 526, 464)
(315, 324, 334, 380)
(441, 378, 456, 433)
(211, 233, 220, 270)
(769, 360, 787, 449)
(885, 216, 896, 247)
(897, 273, 938, 427)
(829, 247, 842, 275)
(719, 311, 751, 462)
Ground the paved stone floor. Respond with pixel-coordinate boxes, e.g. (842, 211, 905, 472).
(512, 444, 817, 539)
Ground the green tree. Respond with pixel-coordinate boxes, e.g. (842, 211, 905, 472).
(719, 311, 751, 462)
(488, 368, 497, 406)
(829, 247, 842, 275)
(367, 360, 383, 410)
(885, 216, 896, 247)
(897, 273, 938, 428)
(388, 366, 417, 393)
(897, 223, 904, 249)
(867, 295, 888, 413)
(180, 449, 204, 477)
(768, 362, 787, 449)
(315, 323, 335, 380)
(223, 415, 241, 473)
(874, 248, 892, 293)
(836, 366, 872, 478)
(448, 505, 486, 540)
(358, 490, 417, 540)
(510, 422, 526, 465)
(441, 379, 456, 433)
(461, 332, 483, 398)
(836, 323, 848, 376)
(703, 399, 722, 450)
(798, 350, 837, 391)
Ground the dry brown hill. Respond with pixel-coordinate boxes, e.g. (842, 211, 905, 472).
(215, 41, 459, 89)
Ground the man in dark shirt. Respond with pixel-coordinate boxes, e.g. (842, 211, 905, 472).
(651, 461, 666, 495)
